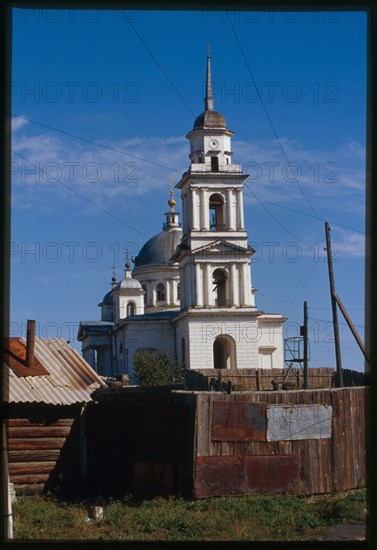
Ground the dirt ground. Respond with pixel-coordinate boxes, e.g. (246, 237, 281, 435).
(315, 524, 366, 541)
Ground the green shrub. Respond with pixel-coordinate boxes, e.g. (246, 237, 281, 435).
(134, 350, 185, 386)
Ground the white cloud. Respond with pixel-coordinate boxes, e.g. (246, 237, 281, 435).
(12, 116, 29, 131)
(10, 125, 365, 225)
(332, 229, 365, 258)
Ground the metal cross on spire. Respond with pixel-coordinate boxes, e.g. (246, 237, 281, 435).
(168, 176, 176, 211)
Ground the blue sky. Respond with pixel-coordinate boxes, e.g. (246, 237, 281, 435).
(10, 8, 367, 371)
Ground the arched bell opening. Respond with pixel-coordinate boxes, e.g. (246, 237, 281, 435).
(209, 193, 225, 231)
(126, 301, 136, 317)
(212, 268, 227, 306)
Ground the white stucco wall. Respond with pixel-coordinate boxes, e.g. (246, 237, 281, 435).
(172, 311, 284, 369)
(113, 319, 177, 382)
(174, 311, 285, 370)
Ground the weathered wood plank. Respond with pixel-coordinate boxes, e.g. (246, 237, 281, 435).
(9, 461, 56, 475)
(8, 449, 62, 463)
(6, 419, 74, 428)
(340, 389, 350, 490)
(196, 394, 208, 457)
(330, 389, 340, 491)
(7, 437, 72, 450)
(7, 426, 72, 438)
(10, 473, 51, 484)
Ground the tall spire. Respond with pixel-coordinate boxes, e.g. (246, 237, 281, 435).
(205, 44, 214, 111)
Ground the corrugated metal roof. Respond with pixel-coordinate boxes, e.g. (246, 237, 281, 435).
(3, 338, 105, 405)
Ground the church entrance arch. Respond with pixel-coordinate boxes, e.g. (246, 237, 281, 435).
(213, 334, 236, 370)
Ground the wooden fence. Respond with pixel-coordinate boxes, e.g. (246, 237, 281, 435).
(187, 386, 368, 497)
(186, 367, 335, 391)
(86, 386, 367, 499)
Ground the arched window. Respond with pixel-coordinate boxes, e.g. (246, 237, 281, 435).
(213, 335, 236, 370)
(209, 193, 225, 231)
(157, 282, 165, 301)
(127, 302, 135, 316)
(177, 282, 180, 300)
(213, 269, 227, 306)
(142, 284, 147, 305)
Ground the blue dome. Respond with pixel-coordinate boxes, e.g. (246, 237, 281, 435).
(101, 290, 113, 304)
(134, 228, 182, 268)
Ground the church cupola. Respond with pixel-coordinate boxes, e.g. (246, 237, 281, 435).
(112, 261, 145, 322)
(164, 183, 180, 229)
(132, 187, 182, 312)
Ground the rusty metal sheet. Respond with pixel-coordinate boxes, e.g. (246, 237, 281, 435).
(194, 455, 300, 498)
(4, 338, 50, 377)
(212, 401, 267, 441)
(4, 338, 105, 405)
(267, 404, 332, 441)
(194, 456, 245, 497)
(244, 455, 300, 494)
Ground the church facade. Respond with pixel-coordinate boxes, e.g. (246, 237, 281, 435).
(78, 53, 286, 380)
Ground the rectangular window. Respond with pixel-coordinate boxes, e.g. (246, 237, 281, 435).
(211, 156, 219, 172)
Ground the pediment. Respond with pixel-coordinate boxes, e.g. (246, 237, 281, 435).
(171, 239, 255, 261)
(192, 240, 253, 256)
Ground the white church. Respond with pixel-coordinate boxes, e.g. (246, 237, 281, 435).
(78, 52, 287, 380)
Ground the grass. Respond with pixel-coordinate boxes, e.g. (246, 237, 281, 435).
(12, 489, 366, 541)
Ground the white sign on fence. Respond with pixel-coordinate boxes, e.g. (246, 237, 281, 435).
(267, 404, 332, 441)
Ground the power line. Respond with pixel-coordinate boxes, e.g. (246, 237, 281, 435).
(12, 149, 149, 239)
(257, 292, 302, 307)
(244, 183, 308, 246)
(309, 316, 364, 329)
(226, 12, 321, 222)
(259, 198, 365, 235)
(127, 20, 195, 118)
(282, 260, 319, 318)
(311, 306, 364, 311)
(11, 114, 180, 174)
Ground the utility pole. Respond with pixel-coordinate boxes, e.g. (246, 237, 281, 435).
(333, 292, 369, 364)
(303, 301, 309, 389)
(325, 222, 343, 387)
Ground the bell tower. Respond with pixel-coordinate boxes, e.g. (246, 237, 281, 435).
(173, 48, 255, 310)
